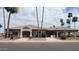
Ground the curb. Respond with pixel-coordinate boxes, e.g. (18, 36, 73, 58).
(0, 40, 79, 43)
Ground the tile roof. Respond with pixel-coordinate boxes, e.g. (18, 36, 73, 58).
(9, 25, 78, 31)
(55, 27, 77, 31)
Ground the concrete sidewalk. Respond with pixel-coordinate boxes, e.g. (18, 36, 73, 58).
(0, 37, 79, 43)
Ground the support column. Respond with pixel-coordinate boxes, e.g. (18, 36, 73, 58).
(18, 31, 20, 37)
(30, 30, 32, 37)
(57, 32, 58, 38)
(20, 28, 23, 38)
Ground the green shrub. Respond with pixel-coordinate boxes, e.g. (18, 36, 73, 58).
(76, 34, 79, 37)
(60, 35, 66, 40)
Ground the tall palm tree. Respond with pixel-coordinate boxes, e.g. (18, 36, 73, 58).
(36, 7, 39, 37)
(68, 13, 72, 28)
(68, 13, 72, 18)
(60, 18, 64, 26)
(41, 7, 44, 37)
(67, 13, 72, 37)
(53, 25, 55, 28)
(60, 18, 65, 36)
(66, 19, 70, 28)
(4, 7, 18, 38)
(72, 16, 78, 39)
(66, 18, 71, 37)
(0, 24, 2, 28)
(3, 8, 6, 38)
(72, 17, 78, 29)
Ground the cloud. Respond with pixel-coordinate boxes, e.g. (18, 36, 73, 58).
(43, 7, 67, 27)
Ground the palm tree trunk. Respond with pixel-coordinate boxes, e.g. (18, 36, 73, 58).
(74, 22, 76, 39)
(69, 17, 71, 28)
(68, 17, 71, 37)
(3, 8, 6, 38)
(7, 12, 11, 38)
(36, 7, 39, 38)
(41, 7, 44, 37)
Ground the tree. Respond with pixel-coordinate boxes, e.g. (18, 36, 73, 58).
(36, 7, 39, 38)
(4, 7, 18, 38)
(60, 18, 65, 37)
(60, 18, 64, 26)
(53, 25, 55, 28)
(67, 13, 73, 37)
(66, 19, 70, 28)
(68, 13, 72, 28)
(66, 19, 70, 24)
(3, 8, 6, 38)
(72, 16, 78, 39)
(0, 24, 2, 28)
(72, 17, 78, 29)
(68, 13, 72, 18)
(41, 7, 44, 37)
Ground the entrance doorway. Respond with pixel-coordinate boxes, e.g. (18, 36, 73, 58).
(22, 31, 30, 37)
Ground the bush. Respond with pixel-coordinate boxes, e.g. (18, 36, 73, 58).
(60, 35, 66, 40)
(76, 36, 79, 37)
(76, 34, 79, 37)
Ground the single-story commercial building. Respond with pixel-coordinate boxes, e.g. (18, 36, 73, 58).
(5, 25, 78, 38)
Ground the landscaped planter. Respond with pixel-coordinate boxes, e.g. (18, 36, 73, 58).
(60, 36, 66, 40)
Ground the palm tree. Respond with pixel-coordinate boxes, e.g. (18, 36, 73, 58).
(66, 19, 70, 28)
(36, 7, 39, 37)
(68, 13, 72, 18)
(67, 13, 72, 37)
(3, 8, 6, 38)
(66, 19, 71, 37)
(0, 24, 2, 28)
(60, 18, 65, 36)
(53, 25, 55, 28)
(68, 13, 72, 28)
(60, 18, 64, 26)
(72, 17, 78, 29)
(41, 7, 44, 37)
(4, 7, 18, 38)
(72, 16, 78, 39)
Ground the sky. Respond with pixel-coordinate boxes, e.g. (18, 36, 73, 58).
(0, 7, 79, 33)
